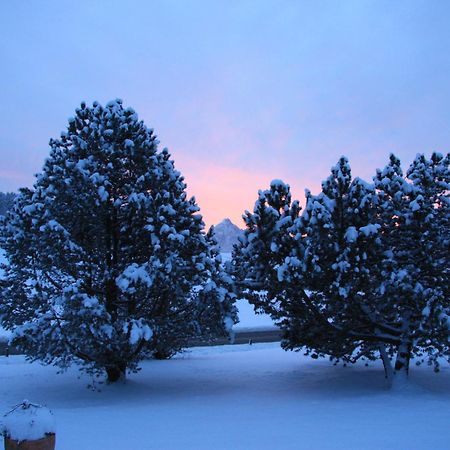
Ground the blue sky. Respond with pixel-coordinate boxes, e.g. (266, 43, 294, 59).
(1, 0, 449, 225)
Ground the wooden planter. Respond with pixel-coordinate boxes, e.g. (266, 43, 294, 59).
(4, 434, 55, 450)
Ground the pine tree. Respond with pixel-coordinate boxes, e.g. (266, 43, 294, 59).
(231, 179, 301, 322)
(282, 157, 386, 364)
(232, 155, 450, 384)
(0, 100, 235, 382)
(373, 153, 450, 378)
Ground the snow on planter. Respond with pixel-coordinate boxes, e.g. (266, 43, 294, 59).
(1, 400, 55, 442)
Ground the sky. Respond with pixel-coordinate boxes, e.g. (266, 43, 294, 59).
(1, 0, 450, 227)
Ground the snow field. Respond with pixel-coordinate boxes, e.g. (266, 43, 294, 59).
(221, 252, 277, 331)
(1, 343, 449, 450)
(233, 299, 276, 331)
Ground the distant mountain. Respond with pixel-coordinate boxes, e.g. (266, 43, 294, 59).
(212, 218, 243, 252)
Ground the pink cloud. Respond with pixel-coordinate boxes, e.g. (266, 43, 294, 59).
(175, 156, 311, 229)
(0, 169, 34, 191)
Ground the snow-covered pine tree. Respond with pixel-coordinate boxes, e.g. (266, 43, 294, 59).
(197, 226, 237, 341)
(279, 157, 387, 364)
(0, 100, 235, 382)
(372, 153, 450, 379)
(231, 179, 301, 322)
(246, 155, 450, 384)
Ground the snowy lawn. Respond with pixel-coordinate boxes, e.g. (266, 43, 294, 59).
(220, 254, 278, 332)
(233, 299, 276, 331)
(1, 343, 449, 450)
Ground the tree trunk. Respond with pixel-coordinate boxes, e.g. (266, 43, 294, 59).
(379, 342, 412, 389)
(394, 341, 411, 374)
(391, 313, 412, 388)
(379, 344, 394, 384)
(106, 363, 127, 383)
(392, 341, 411, 389)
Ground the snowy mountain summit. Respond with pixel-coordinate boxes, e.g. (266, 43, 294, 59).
(212, 218, 243, 252)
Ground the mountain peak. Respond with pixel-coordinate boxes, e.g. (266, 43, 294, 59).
(218, 218, 234, 226)
(212, 218, 243, 252)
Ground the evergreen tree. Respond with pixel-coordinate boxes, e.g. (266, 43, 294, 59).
(231, 179, 301, 322)
(232, 155, 450, 384)
(372, 153, 450, 378)
(281, 157, 386, 365)
(0, 100, 235, 382)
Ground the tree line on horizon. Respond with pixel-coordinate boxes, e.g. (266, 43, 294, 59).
(0, 100, 448, 387)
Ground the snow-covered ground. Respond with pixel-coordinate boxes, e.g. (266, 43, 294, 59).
(233, 299, 276, 331)
(221, 252, 277, 331)
(1, 343, 449, 450)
